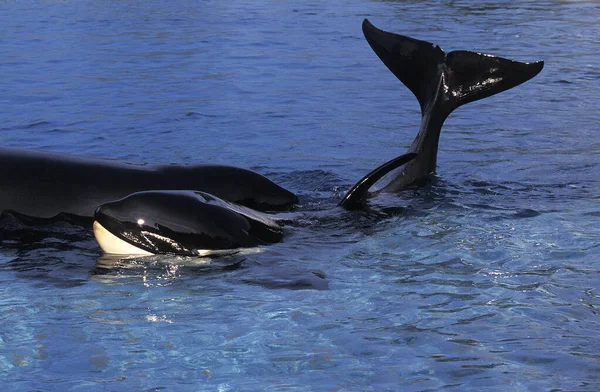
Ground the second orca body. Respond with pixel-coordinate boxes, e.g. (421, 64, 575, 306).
(0, 147, 298, 219)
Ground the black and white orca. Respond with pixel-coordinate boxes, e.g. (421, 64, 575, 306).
(93, 190, 284, 256)
(92, 152, 419, 255)
(92, 20, 544, 256)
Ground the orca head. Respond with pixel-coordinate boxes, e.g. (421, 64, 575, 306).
(93, 190, 283, 256)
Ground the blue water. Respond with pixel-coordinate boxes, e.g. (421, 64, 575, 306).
(1, 0, 599, 390)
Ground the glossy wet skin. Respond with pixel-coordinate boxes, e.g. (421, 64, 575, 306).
(94, 190, 284, 255)
(361, 20, 544, 194)
(92, 22, 545, 255)
(0, 147, 298, 219)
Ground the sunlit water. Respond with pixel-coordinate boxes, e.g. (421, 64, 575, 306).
(1, 0, 599, 390)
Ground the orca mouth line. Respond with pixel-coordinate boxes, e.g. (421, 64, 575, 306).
(93, 220, 153, 256)
(93, 220, 253, 257)
(92, 208, 172, 255)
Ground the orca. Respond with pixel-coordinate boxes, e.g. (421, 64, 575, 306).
(93, 190, 284, 256)
(91, 21, 546, 256)
(1, 21, 542, 222)
(0, 147, 298, 219)
(93, 152, 419, 255)
(359, 19, 544, 194)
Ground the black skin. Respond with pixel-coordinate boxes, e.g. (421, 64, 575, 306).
(92, 21, 545, 255)
(93, 154, 420, 256)
(3, 19, 544, 235)
(94, 190, 284, 255)
(0, 147, 298, 219)
(359, 19, 544, 194)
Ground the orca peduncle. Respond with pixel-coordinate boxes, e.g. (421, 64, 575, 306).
(361, 19, 544, 194)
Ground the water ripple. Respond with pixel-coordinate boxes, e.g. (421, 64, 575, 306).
(1, 0, 599, 390)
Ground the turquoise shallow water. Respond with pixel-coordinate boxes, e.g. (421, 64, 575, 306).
(1, 0, 599, 390)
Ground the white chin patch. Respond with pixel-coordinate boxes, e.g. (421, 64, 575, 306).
(93, 221, 153, 256)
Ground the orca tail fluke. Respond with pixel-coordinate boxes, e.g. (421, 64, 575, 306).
(339, 152, 417, 210)
(362, 19, 445, 114)
(362, 19, 544, 115)
(445, 50, 544, 108)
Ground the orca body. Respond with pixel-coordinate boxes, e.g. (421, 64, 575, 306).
(93, 190, 284, 256)
(360, 19, 544, 194)
(94, 152, 420, 256)
(0, 147, 298, 218)
(91, 21, 545, 256)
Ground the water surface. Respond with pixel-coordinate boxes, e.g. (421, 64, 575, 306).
(1, 0, 599, 390)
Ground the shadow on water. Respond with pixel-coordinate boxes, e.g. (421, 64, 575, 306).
(0, 211, 98, 288)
